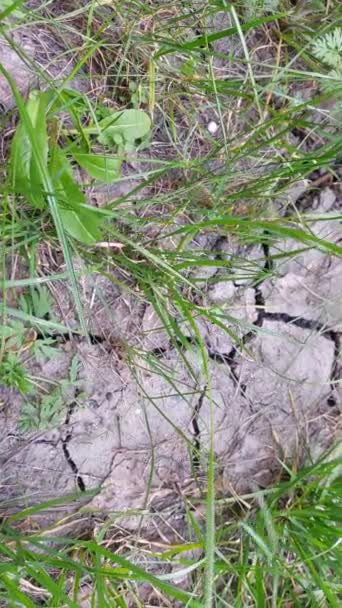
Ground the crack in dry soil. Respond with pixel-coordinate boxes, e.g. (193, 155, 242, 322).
(199, 233, 341, 404)
(191, 384, 207, 470)
(251, 234, 341, 405)
(37, 224, 341, 421)
(62, 396, 86, 492)
(328, 333, 341, 406)
(132, 271, 341, 407)
(2, 204, 342, 511)
(256, 235, 339, 380)
(36, 330, 106, 345)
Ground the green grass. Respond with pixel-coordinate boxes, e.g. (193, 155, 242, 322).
(0, 451, 341, 606)
(0, 0, 341, 606)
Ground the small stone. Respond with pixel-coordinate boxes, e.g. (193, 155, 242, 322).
(207, 120, 218, 134)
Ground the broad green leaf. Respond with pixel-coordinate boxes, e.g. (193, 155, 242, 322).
(59, 206, 102, 244)
(10, 90, 49, 207)
(123, 141, 136, 153)
(49, 145, 86, 207)
(113, 133, 123, 145)
(70, 151, 122, 182)
(49, 146, 103, 244)
(97, 109, 151, 147)
(1, 65, 90, 340)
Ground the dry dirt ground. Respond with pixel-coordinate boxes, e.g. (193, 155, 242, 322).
(0, 4, 341, 542)
(1, 185, 341, 536)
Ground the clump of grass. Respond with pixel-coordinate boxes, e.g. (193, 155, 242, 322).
(211, 451, 342, 607)
(0, 450, 340, 606)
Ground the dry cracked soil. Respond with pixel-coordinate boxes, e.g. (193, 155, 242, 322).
(0, 185, 341, 537)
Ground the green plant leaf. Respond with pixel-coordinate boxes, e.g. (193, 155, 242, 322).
(0, 352, 31, 394)
(32, 337, 57, 364)
(1, 66, 90, 340)
(39, 391, 65, 428)
(18, 402, 41, 432)
(59, 206, 102, 244)
(49, 145, 86, 207)
(69, 354, 81, 383)
(97, 109, 151, 147)
(19, 286, 54, 319)
(10, 90, 49, 207)
(0, 0, 25, 20)
(70, 151, 122, 182)
(49, 146, 103, 244)
(123, 141, 136, 153)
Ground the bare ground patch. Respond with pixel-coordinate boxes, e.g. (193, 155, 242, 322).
(0, 186, 340, 540)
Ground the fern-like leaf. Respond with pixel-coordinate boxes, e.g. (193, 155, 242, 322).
(312, 28, 342, 69)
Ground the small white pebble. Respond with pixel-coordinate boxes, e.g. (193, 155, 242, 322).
(207, 120, 218, 134)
